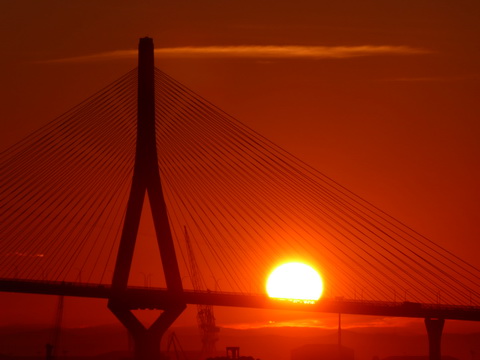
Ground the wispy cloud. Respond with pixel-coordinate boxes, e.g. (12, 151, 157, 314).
(5, 252, 44, 258)
(382, 75, 477, 82)
(222, 316, 419, 331)
(43, 45, 430, 63)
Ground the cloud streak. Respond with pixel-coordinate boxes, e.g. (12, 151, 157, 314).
(222, 316, 419, 331)
(44, 45, 430, 63)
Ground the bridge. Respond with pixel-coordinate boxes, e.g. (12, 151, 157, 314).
(1, 38, 480, 360)
(2, 278, 480, 321)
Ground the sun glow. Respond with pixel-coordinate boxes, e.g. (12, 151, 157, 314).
(266, 262, 323, 303)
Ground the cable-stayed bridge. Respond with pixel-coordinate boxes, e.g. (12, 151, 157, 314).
(1, 38, 480, 360)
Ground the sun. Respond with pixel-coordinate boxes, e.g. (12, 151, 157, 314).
(266, 262, 323, 302)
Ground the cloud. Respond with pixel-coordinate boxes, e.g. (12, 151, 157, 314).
(386, 77, 447, 82)
(382, 75, 475, 82)
(43, 45, 430, 63)
(377, 74, 480, 83)
(221, 316, 420, 331)
(5, 252, 44, 258)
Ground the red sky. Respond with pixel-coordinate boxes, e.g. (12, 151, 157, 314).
(1, 0, 480, 338)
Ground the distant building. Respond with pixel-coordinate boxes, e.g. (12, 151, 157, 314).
(291, 344, 354, 360)
(206, 346, 259, 360)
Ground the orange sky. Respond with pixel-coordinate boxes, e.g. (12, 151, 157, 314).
(1, 0, 480, 336)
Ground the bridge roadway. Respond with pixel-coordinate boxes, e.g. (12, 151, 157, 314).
(1, 278, 479, 322)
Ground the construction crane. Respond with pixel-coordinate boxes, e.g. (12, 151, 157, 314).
(166, 332, 189, 360)
(184, 227, 220, 359)
(46, 295, 64, 360)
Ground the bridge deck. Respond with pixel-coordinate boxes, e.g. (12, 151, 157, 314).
(2, 279, 479, 321)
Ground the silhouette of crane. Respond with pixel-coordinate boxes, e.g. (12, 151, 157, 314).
(184, 227, 220, 359)
(46, 295, 64, 360)
(166, 332, 189, 360)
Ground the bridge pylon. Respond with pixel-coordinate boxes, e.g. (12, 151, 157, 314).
(425, 317, 444, 360)
(107, 37, 185, 360)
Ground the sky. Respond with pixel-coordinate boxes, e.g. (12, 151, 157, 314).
(1, 0, 480, 344)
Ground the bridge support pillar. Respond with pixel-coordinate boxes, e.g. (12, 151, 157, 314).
(425, 317, 444, 360)
(107, 36, 186, 360)
(109, 302, 185, 360)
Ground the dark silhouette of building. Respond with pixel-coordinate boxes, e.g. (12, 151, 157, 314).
(206, 346, 258, 360)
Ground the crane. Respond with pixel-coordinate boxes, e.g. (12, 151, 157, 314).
(184, 227, 220, 359)
(166, 332, 189, 360)
(46, 295, 64, 360)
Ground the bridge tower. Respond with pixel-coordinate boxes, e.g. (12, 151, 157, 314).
(108, 37, 185, 360)
(425, 318, 445, 360)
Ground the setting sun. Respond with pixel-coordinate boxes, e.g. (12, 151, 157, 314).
(266, 262, 323, 302)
